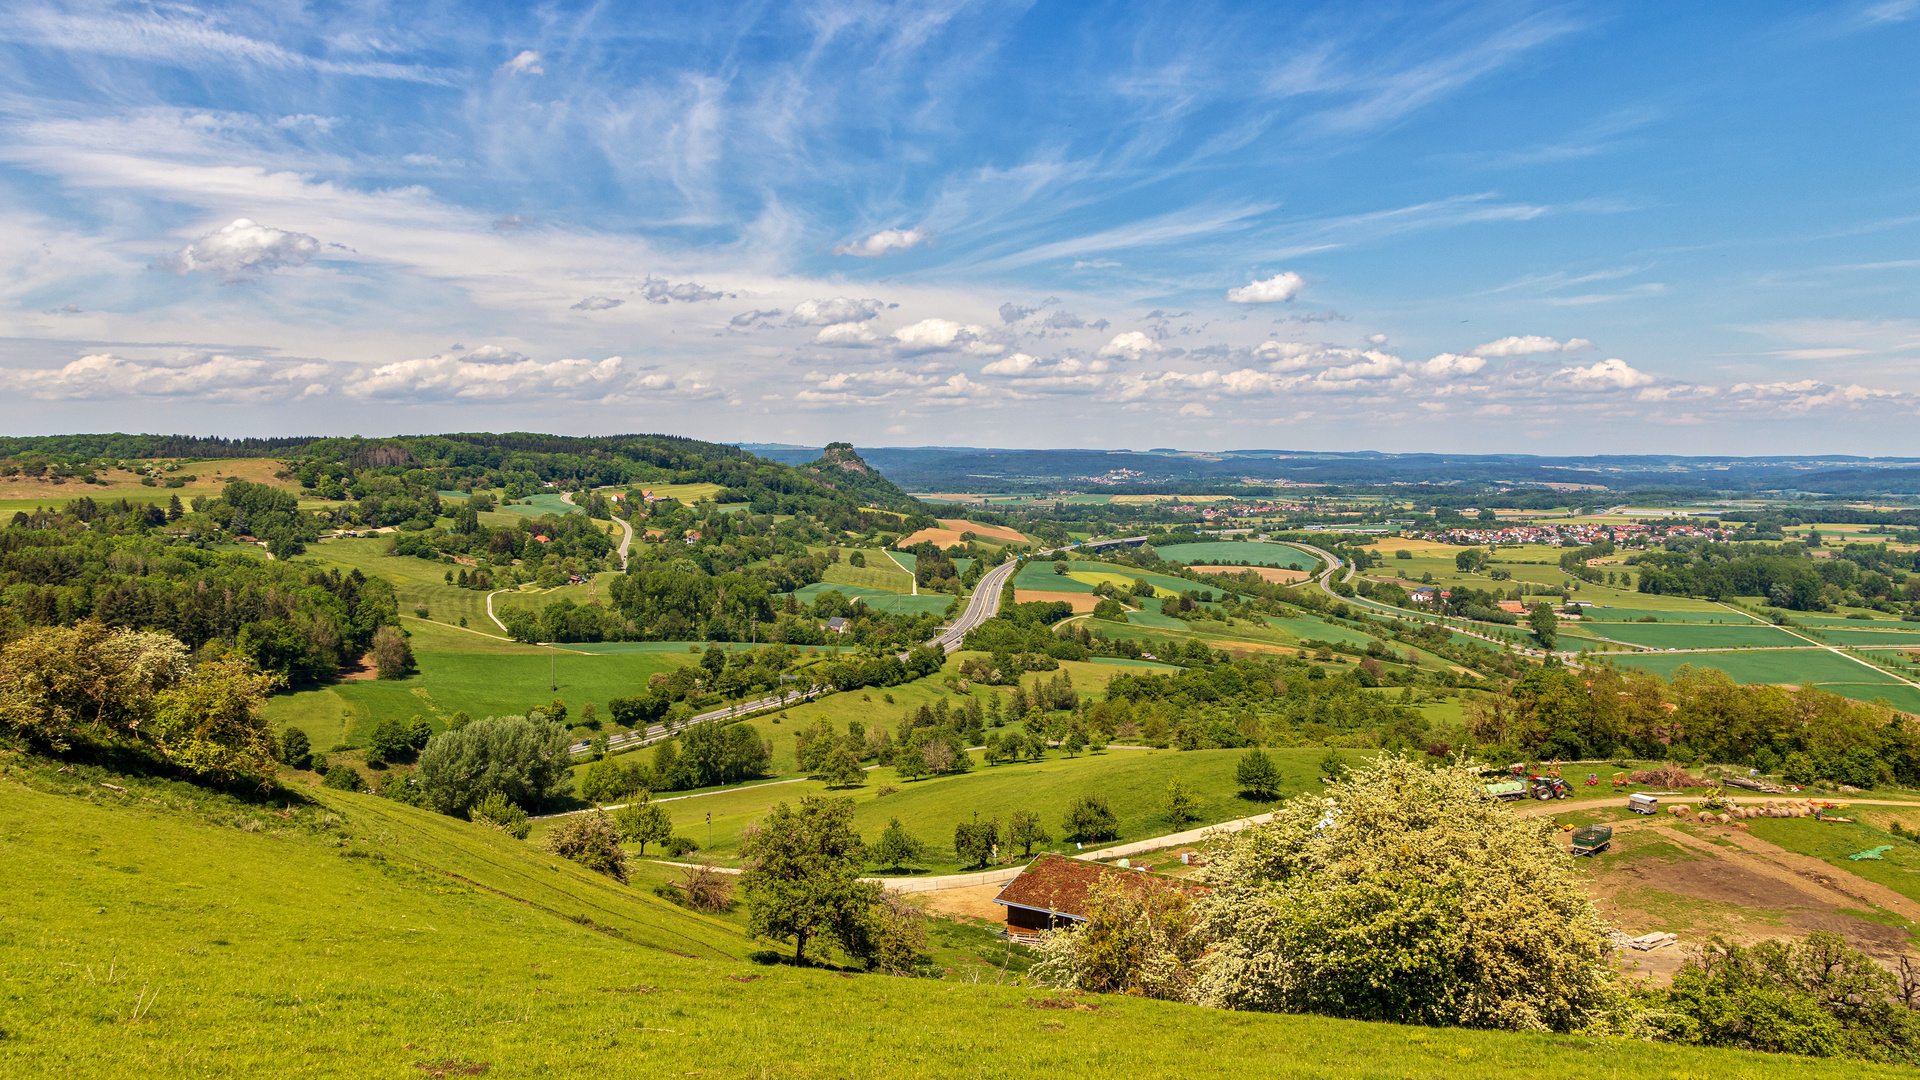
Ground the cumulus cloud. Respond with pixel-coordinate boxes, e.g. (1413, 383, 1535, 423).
(1097, 331, 1170, 362)
(571, 296, 623, 311)
(980, 353, 1109, 379)
(346, 347, 631, 401)
(1226, 271, 1305, 304)
(814, 322, 878, 346)
(788, 298, 885, 326)
(1042, 310, 1087, 330)
(1422, 353, 1487, 377)
(161, 218, 321, 282)
(0, 352, 328, 401)
(1557, 357, 1655, 389)
(1727, 379, 1905, 412)
(500, 50, 544, 76)
(1179, 403, 1214, 417)
(492, 214, 534, 232)
(832, 227, 929, 257)
(44, 303, 83, 315)
(892, 319, 1004, 355)
(1470, 335, 1595, 357)
(730, 309, 781, 327)
(638, 276, 725, 304)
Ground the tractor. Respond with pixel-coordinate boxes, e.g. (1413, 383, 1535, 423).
(1530, 775, 1573, 800)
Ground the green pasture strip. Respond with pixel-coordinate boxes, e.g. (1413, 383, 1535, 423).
(549, 746, 1339, 876)
(1263, 615, 1379, 649)
(787, 581, 897, 602)
(1155, 540, 1316, 569)
(553, 641, 764, 655)
(1580, 607, 1771, 623)
(1088, 656, 1186, 671)
(1791, 614, 1920, 627)
(1125, 610, 1188, 629)
(1579, 624, 1805, 649)
(888, 550, 918, 572)
(1808, 628, 1920, 646)
(298, 538, 506, 635)
(1606, 650, 1920, 711)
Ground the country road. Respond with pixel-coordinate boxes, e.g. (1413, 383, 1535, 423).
(561, 489, 634, 569)
(566, 685, 826, 757)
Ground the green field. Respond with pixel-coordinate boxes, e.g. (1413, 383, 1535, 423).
(260, 619, 694, 749)
(1014, 561, 1192, 596)
(548, 746, 1339, 874)
(1809, 628, 1920, 646)
(822, 561, 914, 592)
(1, 768, 1870, 1080)
(1579, 606, 1767, 623)
(1156, 541, 1318, 570)
(494, 492, 580, 517)
(1576, 623, 1805, 650)
(1608, 648, 1920, 711)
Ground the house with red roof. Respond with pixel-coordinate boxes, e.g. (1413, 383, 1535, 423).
(990, 853, 1197, 936)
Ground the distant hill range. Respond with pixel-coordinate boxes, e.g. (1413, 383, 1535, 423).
(734, 444, 1920, 496)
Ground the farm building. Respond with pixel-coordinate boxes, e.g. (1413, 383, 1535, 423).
(823, 616, 850, 634)
(990, 853, 1195, 935)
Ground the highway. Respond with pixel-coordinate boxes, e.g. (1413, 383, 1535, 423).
(924, 555, 1021, 654)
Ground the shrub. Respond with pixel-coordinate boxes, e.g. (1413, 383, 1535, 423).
(1235, 748, 1281, 800)
(679, 864, 736, 913)
(543, 810, 627, 882)
(1063, 793, 1119, 842)
(413, 715, 574, 816)
(322, 764, 364, 791)
(469, 792, 530, 839)
(279, 727, 312, 769)
(372, 625, 415, 679)
(664, 834, 699, 857)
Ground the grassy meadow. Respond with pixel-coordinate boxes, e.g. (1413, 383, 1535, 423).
(545, 745, 1335, 875)
(2, 762, 1881, 1079)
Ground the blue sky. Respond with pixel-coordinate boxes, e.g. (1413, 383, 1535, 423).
(0, 1, 1916, 453)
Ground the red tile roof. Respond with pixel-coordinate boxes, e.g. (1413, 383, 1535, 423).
(991, 853, 1193, 922)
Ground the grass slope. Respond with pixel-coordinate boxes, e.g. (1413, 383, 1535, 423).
(0, 768, 1870, 1079)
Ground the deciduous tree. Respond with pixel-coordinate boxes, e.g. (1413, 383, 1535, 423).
(739, 796, 880, 964)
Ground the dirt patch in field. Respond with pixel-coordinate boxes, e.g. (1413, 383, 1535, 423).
(899, 519, 1029, 548)
(1014, 590, 1103, 612)
(914, 882, 1009, 922)
(1577, 819, 1917, 972)
(1186, 565, 1309, 584)
(337, 652, 379, 681)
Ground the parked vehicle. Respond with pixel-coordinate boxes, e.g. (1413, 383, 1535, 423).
(1485, 779, 1528, 801)
(1628, 792, 1659, 814)
(1531, 776, 1572, 800)
(1571, 824, 1612, 856)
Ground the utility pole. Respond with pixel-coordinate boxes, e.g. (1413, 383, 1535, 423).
(706, 811, 712, 850)
(549, 644, 556, 691)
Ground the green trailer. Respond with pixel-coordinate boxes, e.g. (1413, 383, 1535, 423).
(1571, 824, 1612, 856)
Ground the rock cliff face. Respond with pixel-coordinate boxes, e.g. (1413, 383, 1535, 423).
(801, 442, 911, 507)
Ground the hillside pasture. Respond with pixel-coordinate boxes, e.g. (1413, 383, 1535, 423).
(4, 779, 1858, 1080)
(259, 618, 694, 750)
(821, 560, 913, 592)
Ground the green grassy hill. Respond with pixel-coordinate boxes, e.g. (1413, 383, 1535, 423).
(0, 758, 1888, 1078)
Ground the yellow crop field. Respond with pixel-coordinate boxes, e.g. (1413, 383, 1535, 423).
(1067, 570, 1180, 597)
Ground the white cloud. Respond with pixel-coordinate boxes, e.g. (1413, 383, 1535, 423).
(832, 228, 929, 257)
(1422, 352, 1486, 377)
(1097, 331, 1168, 361)
(0, 352, 328, 401)
(1179, 403, 1214, 417)
(1727, 379, 1905, 412)
(162, 218, 321, 282)
(892, 318, 1003, 355)
(500, 50, 545, 76)
(730, 309, 781, 327)
(637, 276, 725, 303)
(345, 349, 631, 401)
(571, 296, 623, 311)
(1226, 271, 1305, 304)
(980, 352, 1040, 376)
(814, 322, 878, 346)
(1469, 335, 1595, 357)
(1556, 357, 1655, 389)
(788, 298, 886, 326)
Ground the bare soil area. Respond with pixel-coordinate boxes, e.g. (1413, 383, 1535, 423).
(898, 519, 1029, 548)
(1016, 590, 1102, 612)
(1186, 565, 1310, 584)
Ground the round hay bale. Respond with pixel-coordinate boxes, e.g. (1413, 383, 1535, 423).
(1716, 813, 1731, 825)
